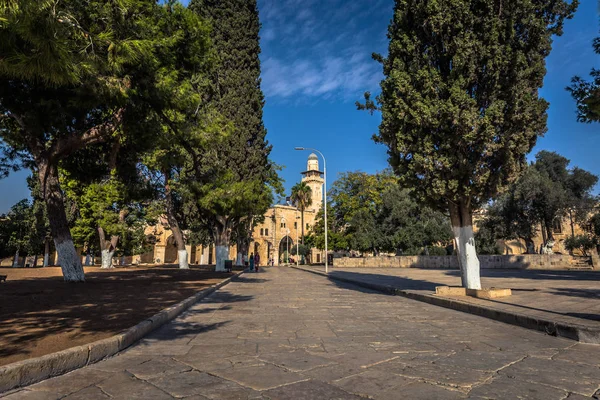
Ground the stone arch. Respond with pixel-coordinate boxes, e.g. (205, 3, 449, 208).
(279, 236, 294, 263)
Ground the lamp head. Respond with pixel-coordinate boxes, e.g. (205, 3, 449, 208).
(294, 147, 304, 151)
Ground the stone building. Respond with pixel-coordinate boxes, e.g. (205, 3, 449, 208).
(134, 153, 326, 266)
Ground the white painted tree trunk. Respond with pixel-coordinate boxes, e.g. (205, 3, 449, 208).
(215, 245, 228, 272)
(56, 240, 86, 281)
(452, 225, 481, 290)
(178, 249, 189, 269)
(84, 253, 92, 266)
(236, 252, 243, 266)
(12, 250, 20, 267)
(101, 250, 115, 269)
(43, 252, 49, 267)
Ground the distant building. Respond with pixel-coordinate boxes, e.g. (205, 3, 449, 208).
(135, 153, 326, 266)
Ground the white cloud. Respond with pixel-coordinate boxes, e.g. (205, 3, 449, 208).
(258, 0, 390, 102)
(261, 53, 381, 101)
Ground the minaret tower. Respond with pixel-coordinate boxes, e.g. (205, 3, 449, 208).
(301, 153, 324, 213)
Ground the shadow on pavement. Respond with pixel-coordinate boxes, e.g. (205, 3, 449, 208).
(326, 270, 447, 293)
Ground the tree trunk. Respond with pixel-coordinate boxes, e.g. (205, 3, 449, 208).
(164, 169, 188, 269)
(98, 227, 118, 269)
(12, 249, 20, 267)
(38, 161, 85, 282)
(214, 218, 231, 272)
(32, 254, 38, 268)
(524, 237, 535, 254)
(43, 237, 50, 267)
(449, 201, 481, 290)
(236, 236, 246, 266)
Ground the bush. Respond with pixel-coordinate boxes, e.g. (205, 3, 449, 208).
(426, 246, 448, 256)
(564, 235, 595, 256)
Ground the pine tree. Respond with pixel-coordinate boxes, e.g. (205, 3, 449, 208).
(568, 34, 600, 123)
(362, 0, 577, 288)
(189, 0, 276, 271)
(0, 1, 214, 280)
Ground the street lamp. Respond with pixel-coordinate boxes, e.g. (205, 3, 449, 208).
(295, 211, 300, 267)
(294, 147, 328, 273)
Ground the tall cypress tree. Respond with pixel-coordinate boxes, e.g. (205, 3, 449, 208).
(189, 0, 275, 270)
(361, 0, 577, 288)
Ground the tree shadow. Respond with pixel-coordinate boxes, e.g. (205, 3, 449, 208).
(326, 270, 448, 293)
(0, 267, 250, 365)
(443, 269, 600, 282)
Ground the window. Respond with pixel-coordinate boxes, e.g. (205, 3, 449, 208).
(553, 218, 562, 234)
(265, 228, 269, 236)
(306, 223, 310, 230)
(280, 223, 286, 228)
(316, 254, 321, 263)
(294, 222, 297, 229)
(260, 228, 264, 236)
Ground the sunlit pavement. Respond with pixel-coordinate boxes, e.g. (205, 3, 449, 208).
(5, 267, 600, 399)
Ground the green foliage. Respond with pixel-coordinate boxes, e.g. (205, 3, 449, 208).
(564, 235, 595, 256)
(474, 226, 502, 255)
(290, 182, 312, 213)
(0, 199, 31, 258)
(568, 34, 600, 123)
(480, 151, 598, 247)
(185, 0, 279, 245)
(291, 244, 310, 257)
(361, 0, 577, 214)
(310, 171, 452, 254)
(426, 246, 449, 256)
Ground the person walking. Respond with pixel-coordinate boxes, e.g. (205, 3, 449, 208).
(254, 253, 260, 272)
(249, 252, 255, 272)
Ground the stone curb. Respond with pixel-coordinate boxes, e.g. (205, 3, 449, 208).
(292, 266, 600, 344)
(0, 270, 244, 394)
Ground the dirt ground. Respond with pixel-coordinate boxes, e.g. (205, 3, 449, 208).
(0, 265, 234, 366)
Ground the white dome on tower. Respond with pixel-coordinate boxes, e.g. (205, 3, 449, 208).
(307, 153, 319, 171)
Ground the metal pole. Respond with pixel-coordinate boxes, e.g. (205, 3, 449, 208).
(296, 211, 299, 266)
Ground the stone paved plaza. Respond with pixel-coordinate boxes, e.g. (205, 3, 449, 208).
(5, 267, 600, 399)
(310, 267, 600, 329)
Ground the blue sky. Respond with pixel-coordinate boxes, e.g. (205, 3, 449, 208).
(0, 0, 598, 212)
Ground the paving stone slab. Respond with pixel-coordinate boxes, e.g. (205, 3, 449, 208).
(380, 382, 467, 400)
(298, 363, 364, 383)
(125, 358, 191, 380)
(433, 350, 525, 372)
(149, 370, 224, 398)
(468, 376, 570, 399)
(96, 372, 174, 400)
(1, 390, 59, 400)
(61, 385, 111, 400)
(25, 367, 112, 397)
(331, 369, 416, 398)
(262, 379, 363, 400)
(376, 360, 492, 389)
(211, 363, 307, 391)
(499, 356, 600, 395)
(552, 343, 600, 366)
(258, 350, 335, 372)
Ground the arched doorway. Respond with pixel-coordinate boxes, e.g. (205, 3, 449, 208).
(279, 236, 293, 264)
(164, 235, 178, 264)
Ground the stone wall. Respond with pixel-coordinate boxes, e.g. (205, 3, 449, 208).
(334, 254, 598, 270)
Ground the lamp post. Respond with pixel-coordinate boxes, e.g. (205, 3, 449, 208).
(294, 147, 328, 273)
(296, 210, 300, 266)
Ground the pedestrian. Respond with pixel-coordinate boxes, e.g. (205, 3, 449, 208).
(249, 252, 255, 272)
(254, 253, 260, 272)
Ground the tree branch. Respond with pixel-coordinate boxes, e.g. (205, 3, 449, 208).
(50, 108, 125, 160)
